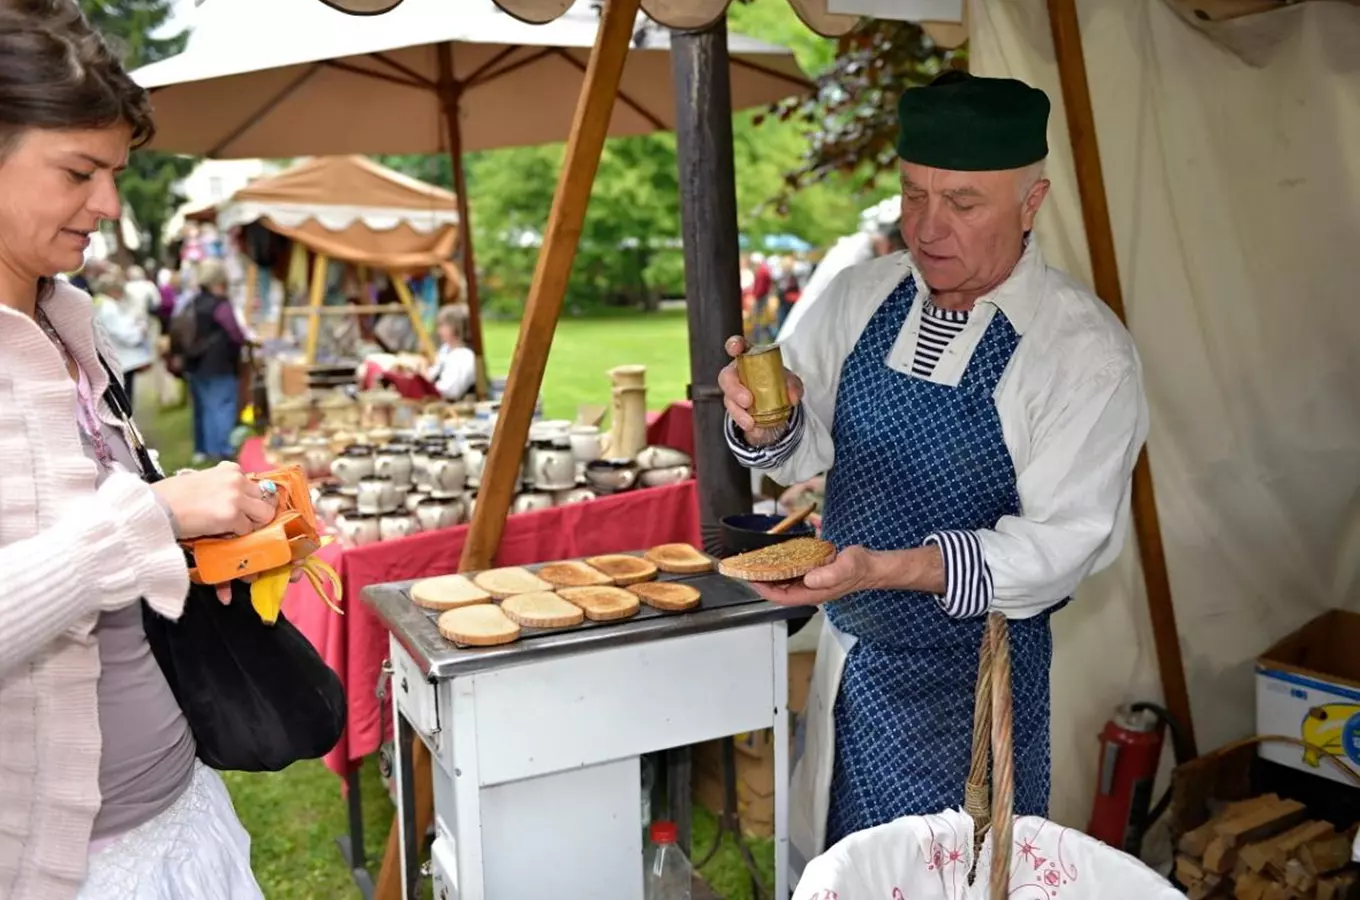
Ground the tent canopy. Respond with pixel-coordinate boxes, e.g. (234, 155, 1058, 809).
(222, 155, 460, 271)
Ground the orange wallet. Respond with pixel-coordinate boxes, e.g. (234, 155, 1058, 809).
(187, 465, 324, 586)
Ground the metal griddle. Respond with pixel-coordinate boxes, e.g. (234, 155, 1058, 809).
(363, 550, 802, 679)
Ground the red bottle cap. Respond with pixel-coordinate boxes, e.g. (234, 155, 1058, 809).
(650, 821, 677, 844)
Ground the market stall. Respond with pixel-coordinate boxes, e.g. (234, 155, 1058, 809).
(220, 153, 457, 363)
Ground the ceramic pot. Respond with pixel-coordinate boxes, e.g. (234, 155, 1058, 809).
(331, 445, 375, 486)
(529, 438, 576, 491)
(511, 491, 554, 515)
(635, 445, 692, 471)
(415, 495, 466, 532)
(337, 511, 381, 546)
(585, 459, 639, 494)
(425, 454, 468, 494)
(553, 487, 596, 506)
(379, 511, 419, 542)
(357, 476, 400, 515)
(374, 447, 414, 486)
(639, 464, 693, 488)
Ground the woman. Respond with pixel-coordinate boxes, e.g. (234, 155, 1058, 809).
(428, 302, 477, 401)
(0, 4, 272, 898)
(92, 267, 154, 409)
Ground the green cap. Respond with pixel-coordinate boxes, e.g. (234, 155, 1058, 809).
(896, 70, 1050, 171)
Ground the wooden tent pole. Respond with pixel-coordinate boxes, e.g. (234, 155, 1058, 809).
(437, 43, 490, 400)
(391, 271, 439, 360)
(458, 0, 642, 572)
(372, 3, 642, 896)
(303, 251, 329, 365)
(1046, 0, 1197, 754)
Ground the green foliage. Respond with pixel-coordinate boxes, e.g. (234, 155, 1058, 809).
(78, 0, 196, 261)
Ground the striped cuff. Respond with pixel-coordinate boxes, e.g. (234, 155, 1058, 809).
(724, 404, 805, 468)
(922, 530, 993, 619)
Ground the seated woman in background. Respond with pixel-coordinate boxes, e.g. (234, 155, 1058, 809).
(428, 302, 477, 401)
(0, 3, 275, 897)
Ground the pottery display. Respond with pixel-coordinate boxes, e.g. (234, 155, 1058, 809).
(374, 446, 414, 486)
(356, 475, 401, 515)
(553, 487, 596, 506)
(331, 445, 376, 485)
(425, 453, 468, 494)
(337, 511, 381, 546)
(511, 491, 554, 515)
(404, 489, 430, 514)
(315, 487, 356, 527)
(528, 438, 576, 491)
(416, 495, 466, 531)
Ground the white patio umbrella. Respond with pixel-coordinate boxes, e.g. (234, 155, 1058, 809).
(133, 0, 808, 364)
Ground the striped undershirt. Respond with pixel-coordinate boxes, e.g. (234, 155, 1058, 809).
(912, 299, 970, 378)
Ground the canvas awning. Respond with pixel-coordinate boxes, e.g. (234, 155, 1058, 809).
(222, 155, 460, 272)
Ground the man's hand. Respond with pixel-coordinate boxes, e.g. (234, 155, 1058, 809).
(747, 544, 947, 606)
(748, 546, 880, 607)
(719, 335, 804, 447)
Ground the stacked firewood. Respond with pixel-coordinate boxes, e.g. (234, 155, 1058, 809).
(1176, 794, 1358, 900)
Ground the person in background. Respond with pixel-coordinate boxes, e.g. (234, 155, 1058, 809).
(428, 302, 477, 402)
(778, 211, 905, 343)
(748, 251, 774, 343)
(0, 3, 271, 897)
(775, 253, 802, 334)
(92, 267, 153, 410)
(181, 259, 246, 463)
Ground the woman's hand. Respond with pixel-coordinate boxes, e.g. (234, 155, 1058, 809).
(151, 462, 278, 540)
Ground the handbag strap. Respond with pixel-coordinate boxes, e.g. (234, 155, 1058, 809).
(95, 354, 164, 485)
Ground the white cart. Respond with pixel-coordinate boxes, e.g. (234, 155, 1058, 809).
(365, 571, 799, 900)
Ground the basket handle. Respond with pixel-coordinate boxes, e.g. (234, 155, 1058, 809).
(965, 613, 1014, 900)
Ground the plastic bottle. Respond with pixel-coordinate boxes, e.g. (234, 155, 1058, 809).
(643, 821, 692, 900)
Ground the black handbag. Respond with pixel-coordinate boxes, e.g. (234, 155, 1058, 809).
(98, 359, 347, 772)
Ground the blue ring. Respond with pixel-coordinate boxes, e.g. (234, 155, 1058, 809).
(258, 479, 279, 497)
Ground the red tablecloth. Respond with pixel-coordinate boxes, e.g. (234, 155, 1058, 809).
(281, 480, 701, 776)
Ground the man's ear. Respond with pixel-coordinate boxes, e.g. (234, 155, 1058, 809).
(1021, 178, 1051, 231)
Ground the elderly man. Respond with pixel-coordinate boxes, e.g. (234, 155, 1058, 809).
(719, 71, 1148, 861)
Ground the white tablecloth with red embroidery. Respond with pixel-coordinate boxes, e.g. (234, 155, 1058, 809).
(791, 811, 1184, 899)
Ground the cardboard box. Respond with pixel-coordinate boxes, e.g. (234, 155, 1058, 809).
(1256, 610, 1360, 786)
(692, 652, 815, 837)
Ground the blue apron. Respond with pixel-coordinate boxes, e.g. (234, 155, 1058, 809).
(819, 274, 1058, 846)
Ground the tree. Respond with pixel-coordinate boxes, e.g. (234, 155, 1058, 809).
(755, 17, 966, 203)
(78, 0, 197, 262)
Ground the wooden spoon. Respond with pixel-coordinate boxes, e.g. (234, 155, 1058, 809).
(768, 502, 817, 535)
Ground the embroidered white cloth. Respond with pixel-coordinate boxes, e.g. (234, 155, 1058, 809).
(792, 810, 1184, 900)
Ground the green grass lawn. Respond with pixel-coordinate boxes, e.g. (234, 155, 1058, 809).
(142, 312, 775, 899)
(480, 310, 693, 420)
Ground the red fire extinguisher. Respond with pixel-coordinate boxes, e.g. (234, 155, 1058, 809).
(1088, 703, 1189, 856)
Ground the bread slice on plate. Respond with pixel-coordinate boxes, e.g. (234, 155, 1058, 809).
(472, 566, 553, 599)
(718, 538, 836, 582)
(409, 574, 492, 610)
(557, 585, 641, 621)
(628, 581, 701, 612)
(644, 543, 713, 575)
(500, 591, 585, 628)
(437, 604, 521, 646)
(536, 560, 614, 588)
(583, 554, 658, 586)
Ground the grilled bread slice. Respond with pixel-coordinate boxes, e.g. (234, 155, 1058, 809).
(644, 543, 713, 575)
(409, 574, 492, 610)
(471, 566, 553, 599)
(437, 604, 521, 646)
(536, 560, 614, 588)
(500, 591, 585, 628)
(582, 554, 658, 586)
(557, 585, 642, 621)
(627, 581, 701, 612)
(718, 538, 836, 582)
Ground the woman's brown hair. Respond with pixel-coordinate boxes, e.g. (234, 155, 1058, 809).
(0, 0, 156, 154)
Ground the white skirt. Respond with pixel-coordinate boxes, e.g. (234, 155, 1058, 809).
(78, 762, 264, 900)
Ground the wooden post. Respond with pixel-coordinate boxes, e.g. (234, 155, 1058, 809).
(670, 21, 753, 559)
(1046, 0, 1196, 754)
(437, 43, 490, 400)
(373, 3, 642, 896)
(303, 251, 329, 364)
(458, 0, 642, 572)
(390, 271, 439, 360)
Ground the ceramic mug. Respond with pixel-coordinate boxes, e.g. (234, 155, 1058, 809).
(357, 476, 400, 515)
(511, 491, 554, 515)
(374, 449, 414, 486)
(379, 512, 419, 542)
(404, 490, 430, 514)
(426, 454, 468, 494)
(553, 487, 596, 506)
(531, 439, 576, 490)
(569, 425, 603, 465)
(415, 496, 466, 532)
(337, 511, 381, 546)
(639, 464, 693, 488)
(316, 489, 356, 527)
(331, 446, 376, 485)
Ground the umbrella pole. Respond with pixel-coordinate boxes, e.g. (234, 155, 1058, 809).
(1046, 0, 1196, 753)
(437, 43, 489, 399)
(372, 1, 643, 896)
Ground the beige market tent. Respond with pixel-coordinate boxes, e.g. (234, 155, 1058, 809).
(222, 155, 458, 359)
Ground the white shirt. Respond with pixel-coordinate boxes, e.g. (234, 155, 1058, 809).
(776, 232, 875, 342)
(429, 344, 476, 401)
(728, 240, 1148, 620)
